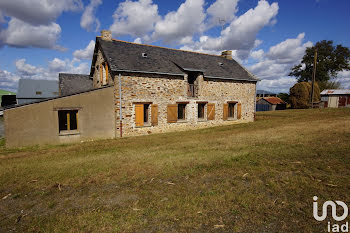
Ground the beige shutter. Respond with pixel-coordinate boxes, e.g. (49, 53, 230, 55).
(207, 103, 215, 120)
(167, 104, 178, 123)
(135, 104, 144, 127)
(237, 103, 242, 119)
(151, 104, 158, 126)
(223, 103, 228, 120)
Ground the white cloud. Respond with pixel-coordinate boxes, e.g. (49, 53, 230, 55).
(266, 33, 313, 64)
(0, 0, 83, 26)
(80, 0, 102, 32)
(133, 37, 142, 44)
(73, 40, 95, 60)
(15, 59, 44, 76)
(206, 0, 238, 28)
(0, 68, 20, 92)
(247, 33, 313, 93)
(338, 70, 350, 89)
(152, 0, 206, 44)
(257, 76, 297, 93)
(181, 0, 278, 59)
(1, 18, 64, 50)
(110, 0, 160, 38)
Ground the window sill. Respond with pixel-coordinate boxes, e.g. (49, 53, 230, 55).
(59, 130, 80, 136)
(227, 118, 237, 121)
(176, 119, 187, 123)
(135, 124, 152, 128)
(198, 119, 207, 122)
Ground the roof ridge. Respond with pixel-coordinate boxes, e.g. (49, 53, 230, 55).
(98, 36, 224, 58)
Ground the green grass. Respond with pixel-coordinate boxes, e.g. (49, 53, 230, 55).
(0, 108, 350, 232)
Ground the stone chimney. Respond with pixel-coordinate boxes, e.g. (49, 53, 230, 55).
(101, 30, 112, 41)
(221, 50, 232, 60)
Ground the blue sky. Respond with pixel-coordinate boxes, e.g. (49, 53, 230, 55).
(0, 0, 349, 93)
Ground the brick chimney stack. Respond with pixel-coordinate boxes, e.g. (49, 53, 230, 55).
(221, 50, 233, 60)
(101, 30, 112, 41)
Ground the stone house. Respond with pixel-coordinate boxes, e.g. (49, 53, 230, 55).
(4, 30, 258, 147)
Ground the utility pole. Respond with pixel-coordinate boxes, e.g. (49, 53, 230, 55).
(310, 48, 318, 108)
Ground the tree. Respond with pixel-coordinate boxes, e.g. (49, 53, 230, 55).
(289, 40, 350, 84)
(277, 93, 289, 103)
(289, 82, 320, 109)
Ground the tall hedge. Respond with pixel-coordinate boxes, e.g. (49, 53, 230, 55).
(289, 82, 320, 109)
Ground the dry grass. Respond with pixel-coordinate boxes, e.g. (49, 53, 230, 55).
(0, 108, 349, 232)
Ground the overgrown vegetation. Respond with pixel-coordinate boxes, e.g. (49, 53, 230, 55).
(289, 81, 320, 109)
(0, 109, 349, 232)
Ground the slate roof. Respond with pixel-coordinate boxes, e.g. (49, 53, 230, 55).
(59, 73, 93, 96)
(17, 79, 59, 99)
(320, 89, 350, 95)
(93, 37, 258, 82)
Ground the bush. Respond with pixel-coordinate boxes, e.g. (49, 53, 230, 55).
(289, 82, 320, 109)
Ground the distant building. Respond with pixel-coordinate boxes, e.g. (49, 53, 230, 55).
(16, 79, 59, 105)
(0, 89, 16, 107)
(256, 90, 277, 97)
(256, 97, 286, 111)
(320, 89, 350, 108)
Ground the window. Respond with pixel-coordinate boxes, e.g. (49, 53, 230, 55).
(58, 110, 78, 132)
(36, 91, 42, 95)
(143, 104, 150, 124)
(198, 103, 205, 119)
(99, 62, 109, 85)
(135, 103, 158, 127)
(178, 104, 186, 120)
(228, 103, 235, 118)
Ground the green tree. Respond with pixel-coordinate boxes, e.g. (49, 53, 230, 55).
(289, 82, 320, 109)
(289, 40, 350, 84)
(277, 93, 289, 103)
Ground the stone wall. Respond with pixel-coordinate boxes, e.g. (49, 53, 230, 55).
(114, 72, 256, 137)
(92, 50, 113, 88)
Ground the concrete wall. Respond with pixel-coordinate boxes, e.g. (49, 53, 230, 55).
(4, 87, 115, 147)
(114, 72, 256, 137)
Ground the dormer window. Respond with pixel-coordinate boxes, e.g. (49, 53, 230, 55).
(142, 53, 148, 58)
(218, 62, 224, 67)
(99, 62, 109, 85)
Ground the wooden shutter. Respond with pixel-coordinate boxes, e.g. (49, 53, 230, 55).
(151, 104, 158, 126)
(167, 104, 178, 123)
(237, 103, 242, 119)
(223, 103, 228, 120)
(135, 104, 144, 127)
(207, 103, 215, 120)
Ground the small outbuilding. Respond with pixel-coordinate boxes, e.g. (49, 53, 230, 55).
(16, 79, 59, 105)
(256, 97, 286, 111)
(320, 89, 350, 108)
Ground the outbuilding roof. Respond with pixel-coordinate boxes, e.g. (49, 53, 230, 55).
(59, 73, 93, 96)
(92, 37, 258, 82)
(261, 97, 285, 105)
(16, 79, 58, 99)
(320, 89, 350, 95)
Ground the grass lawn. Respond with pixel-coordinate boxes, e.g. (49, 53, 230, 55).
(0, 108, 349, 232)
